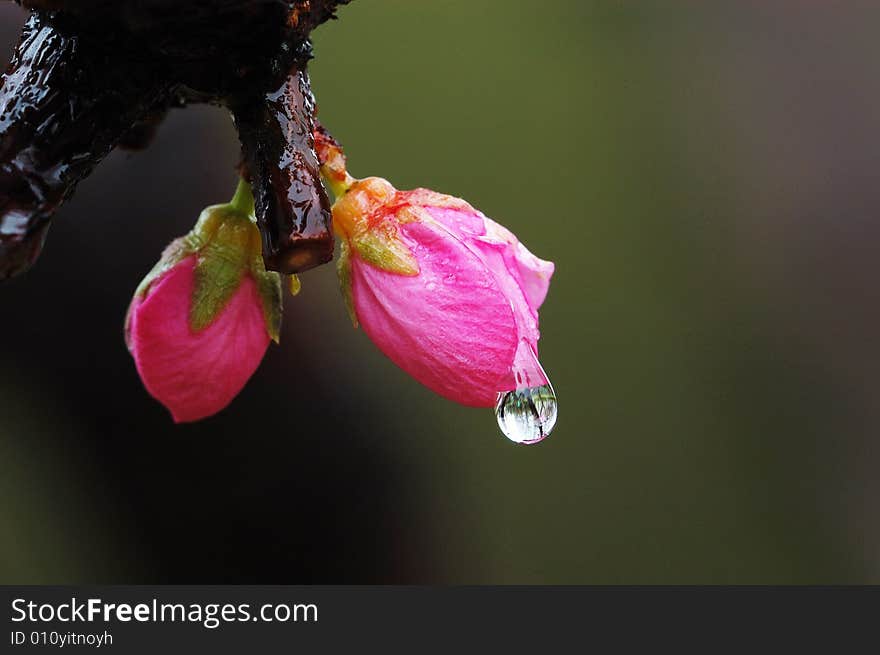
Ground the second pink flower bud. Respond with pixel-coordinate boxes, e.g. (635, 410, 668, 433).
(125, 182, 286, 423)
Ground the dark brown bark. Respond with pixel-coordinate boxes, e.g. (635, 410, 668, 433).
(0, 0, 349, 280)
(233, 63, 334, 274)
(0, 12, 171, 279)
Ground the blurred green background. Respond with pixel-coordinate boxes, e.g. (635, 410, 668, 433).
(2, 1, 880, 583)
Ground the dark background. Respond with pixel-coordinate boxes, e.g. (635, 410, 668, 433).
(2, 1, 879, 583)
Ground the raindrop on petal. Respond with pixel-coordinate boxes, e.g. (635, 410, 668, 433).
(494, 341, 557, 444)
(495, 383, 557, 444)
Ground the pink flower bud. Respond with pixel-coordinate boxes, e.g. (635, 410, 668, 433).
(334, 178, 555, 417)
(126, 189, 283, 423)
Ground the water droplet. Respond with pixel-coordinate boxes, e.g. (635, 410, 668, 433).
(494, 340, 557, 444)
(495, 383, 557, 444)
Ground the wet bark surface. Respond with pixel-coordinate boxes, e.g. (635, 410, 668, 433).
(233, 62, 333, 274)
(1, 0, 348, 279)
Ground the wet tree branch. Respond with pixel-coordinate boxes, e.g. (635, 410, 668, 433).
(1, 0, 350, 279)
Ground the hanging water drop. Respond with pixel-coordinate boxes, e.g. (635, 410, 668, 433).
(495, 383, 557, 444)
(494, 341, 557, 444)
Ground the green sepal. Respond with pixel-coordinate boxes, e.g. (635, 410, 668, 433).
(351, 226, 419, 276)
(190, 205, 285, 342)
(337, 240, 358, 328)
(252, 266, 283, 343)
(230, 179, 283, 342)
(190, 207, 255, 332)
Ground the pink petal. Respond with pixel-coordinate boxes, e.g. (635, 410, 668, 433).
(127, 255, 270, 422)
(422, 207, 551, 348)
(421, 204, 554, 314)
(351, 220, 518, 407)
(419, 203, 486, 239)
(419, 206, 555, 394)
(479, 215, 555, 312)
